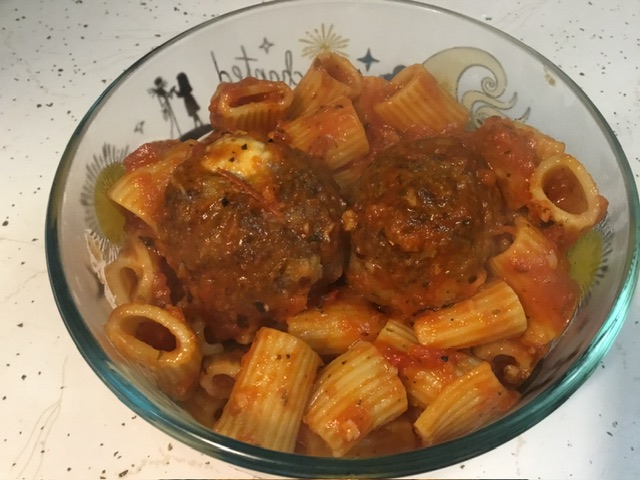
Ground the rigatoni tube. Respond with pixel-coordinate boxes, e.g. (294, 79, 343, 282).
(105, 303, 202, 402)
(214, 327, 322, 453)
(304, 341, 407, 457)
(104, 233, 161, 306)
(208, 77, 293, 134)
(286, 288, 387, 356)
(288, 51, 363, 118)
(374, 64, 469, 134)
(413, 280, 527, 349)
(489, 215, 580, 346)
(414, 361, 519, 446)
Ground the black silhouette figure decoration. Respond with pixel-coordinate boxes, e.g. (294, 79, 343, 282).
(147, 72, 208, 139)
(148, 76, 181, 137)
(171, 72, 203, 129)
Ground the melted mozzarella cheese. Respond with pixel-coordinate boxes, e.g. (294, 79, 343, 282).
(201, 135, 275, 187)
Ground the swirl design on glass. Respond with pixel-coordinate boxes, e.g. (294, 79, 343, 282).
(423, 46, 530, 127)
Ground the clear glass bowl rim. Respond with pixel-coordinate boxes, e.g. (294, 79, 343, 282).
(45, 0, 640, 477)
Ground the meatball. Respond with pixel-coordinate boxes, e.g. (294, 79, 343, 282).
(155, 133, 347, 342)
(344, 136, 504, 314)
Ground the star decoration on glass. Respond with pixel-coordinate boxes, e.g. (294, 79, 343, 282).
(357, 48, 379, 72)
(134, 120, 145, 134)
(260, 37, 274, 54)
(299, 24, 349, 58)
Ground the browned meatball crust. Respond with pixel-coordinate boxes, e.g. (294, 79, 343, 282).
(344, 136, 504, 314)
(155, 134, 347, 342)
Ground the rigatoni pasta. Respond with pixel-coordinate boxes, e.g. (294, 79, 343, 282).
(286, 287, 387, 355)
(107, 140, 196, 231)
(97, 53, 608, 458)
(489, 215, 580, 346)
(375, 319, 481, 408)
(303, 341, 407, 456)
(374, 63, 469, 134)
(413, 280, 528, 349)
(105, 303, 202, 401)
(214, 327, 322, 452)
(279, 95, 370, 190)
(199, 347, 245, 400)
(288, 51, 363, 118)
(375, 318, 419, 353)
(104, 232, 164, 306)
(471, 338, 544, 387)
(208, 77, 293, 134)
(413, 362, 519, 446)
(528, 153, 608, 243)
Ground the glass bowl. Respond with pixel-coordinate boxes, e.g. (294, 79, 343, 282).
(45, 0, 640, 477)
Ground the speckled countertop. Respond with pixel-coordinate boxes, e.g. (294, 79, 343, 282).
(1, 0, 639, 479)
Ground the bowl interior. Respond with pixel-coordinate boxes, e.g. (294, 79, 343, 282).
(46, 0, 639, 477)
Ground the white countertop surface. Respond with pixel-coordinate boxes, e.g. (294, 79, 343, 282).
(1, 0, 639, 478)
